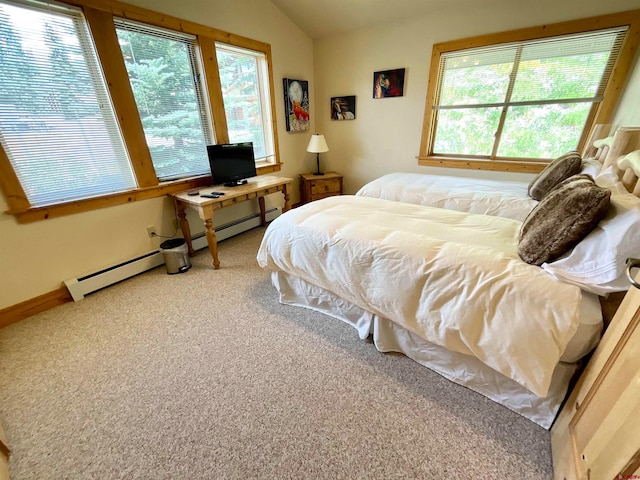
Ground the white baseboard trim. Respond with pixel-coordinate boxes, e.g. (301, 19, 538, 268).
(64, 208, 279, 301)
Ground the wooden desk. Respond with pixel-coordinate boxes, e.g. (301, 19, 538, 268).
(172, 175, 292, 269)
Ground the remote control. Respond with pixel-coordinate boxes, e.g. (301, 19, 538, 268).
(187, 190, 199, 196)
(200, 193, 220, 198)
(211, 191, 225, 195)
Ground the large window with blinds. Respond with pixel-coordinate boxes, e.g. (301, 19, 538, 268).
(0, 0, 280, 222)
(419, 14, 638, 171)
(0, 1, 136, 206)
(115, 20, 213, 180)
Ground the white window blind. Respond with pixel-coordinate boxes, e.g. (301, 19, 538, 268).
(432, 27, 628, 159)
(115, 19, 213, 180)
(0, 0, 136, 206)
(215, 43, 274, 162)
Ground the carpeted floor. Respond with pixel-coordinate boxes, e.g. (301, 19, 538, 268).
(0, 227, 554, 479)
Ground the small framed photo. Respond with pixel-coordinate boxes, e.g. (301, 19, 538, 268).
(283, 78, 310, 132)
(373, 68, 405, 98)
(331, 96, 356, 120)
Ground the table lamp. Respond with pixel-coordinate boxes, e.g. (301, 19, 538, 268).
(307, 134, 329, 176)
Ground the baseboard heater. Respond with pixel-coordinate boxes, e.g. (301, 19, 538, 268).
(64, 208, 280, 301)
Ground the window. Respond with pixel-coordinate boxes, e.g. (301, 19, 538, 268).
(0, 0, 281, 222)
(419, 12, 640, 171)
(0, 1, 135, 206)
(115, 20, 213, 180)
(216, 43, 274, 163)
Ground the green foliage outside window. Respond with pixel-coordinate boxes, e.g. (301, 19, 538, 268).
(433, 33, 620, 160)
(116, 27, 210, 179)
(216, 48, 268, 160)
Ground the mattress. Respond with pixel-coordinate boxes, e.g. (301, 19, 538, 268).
(355, 172, 537, 221)
(257, 195, 602, 398)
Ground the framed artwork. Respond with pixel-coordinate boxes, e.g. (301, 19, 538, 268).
(373, 68, 405, 98)
(331, 96, 356, 120)
(283, 78, 310, 132)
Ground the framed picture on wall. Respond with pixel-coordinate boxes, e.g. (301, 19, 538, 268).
(331, 96, 356, 120)
(373, 68, 405, 98)
(283, 78, 310, 132)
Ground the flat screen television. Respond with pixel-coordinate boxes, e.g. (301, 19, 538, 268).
(207, 142, 257, 187)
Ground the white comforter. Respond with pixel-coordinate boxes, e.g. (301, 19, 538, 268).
(355, 172, 537, 221)
(257, 195, 586, 397)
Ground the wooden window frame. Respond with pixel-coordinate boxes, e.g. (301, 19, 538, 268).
(418, 9, 640, 173)
(0, 0, 281, 224)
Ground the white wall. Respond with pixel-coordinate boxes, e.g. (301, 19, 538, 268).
(0, 0, 314, 309)
(613, 48, 640, 127)
(313, 0, 640, 195)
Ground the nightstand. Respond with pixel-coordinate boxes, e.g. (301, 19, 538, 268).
(299, 172, 343, 204)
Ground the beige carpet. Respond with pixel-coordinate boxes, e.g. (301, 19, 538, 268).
(0, 227, 554, 479)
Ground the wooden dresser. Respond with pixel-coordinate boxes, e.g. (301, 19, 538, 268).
(299, 171, 343, 204)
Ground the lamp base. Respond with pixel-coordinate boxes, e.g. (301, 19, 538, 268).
(313, 153, 324, 176)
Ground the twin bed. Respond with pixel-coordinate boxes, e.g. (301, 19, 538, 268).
(353, 124, 613, 223)
(257, 125, 640, 428)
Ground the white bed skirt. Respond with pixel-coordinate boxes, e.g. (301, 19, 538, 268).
(272, 270, 577, 429)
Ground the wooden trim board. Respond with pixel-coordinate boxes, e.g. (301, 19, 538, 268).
(0, 288, 72, 328)
(0, 423, 9, 480)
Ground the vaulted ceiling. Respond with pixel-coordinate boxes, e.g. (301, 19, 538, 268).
(270, 0, 481, 39)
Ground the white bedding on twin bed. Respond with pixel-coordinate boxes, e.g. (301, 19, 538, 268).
(355, 172, 537, 221)
(271, 269, 580, 428)
(257, 195, 602, 399)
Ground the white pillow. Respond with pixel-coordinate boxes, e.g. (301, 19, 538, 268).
(542, 168, 640, 295)
(580, 157, 603, 177)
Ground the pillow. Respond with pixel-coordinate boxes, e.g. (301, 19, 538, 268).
(542, 172, 640, 295)
(580, 157, 603, 178)
(518, 174, 611, 266)
(528, 151, 582, 201)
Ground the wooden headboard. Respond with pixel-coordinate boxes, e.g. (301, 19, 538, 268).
(602, 127, 640, 195)
(594, 126, 640, 326)
(582, 123, 613, 160)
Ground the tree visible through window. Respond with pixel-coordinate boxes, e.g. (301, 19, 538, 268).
(115, 21, 213, 180)
(0, 0, 282, 220)
(0, 1, 136, 206)
(216, 44, 274, 162)
(427, 27, 628, 162)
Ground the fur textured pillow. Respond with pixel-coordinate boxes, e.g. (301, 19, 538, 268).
(528, 151, 582, 201)
(519, 174, 611, 266)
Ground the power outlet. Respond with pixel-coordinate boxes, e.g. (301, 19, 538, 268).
(146, 226, 156, 238)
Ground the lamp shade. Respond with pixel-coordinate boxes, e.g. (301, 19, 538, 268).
(307, 134, 329, 153)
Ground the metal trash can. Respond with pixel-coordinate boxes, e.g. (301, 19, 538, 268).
(159, 238, 191, 274)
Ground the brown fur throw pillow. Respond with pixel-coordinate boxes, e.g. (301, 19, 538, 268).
(528, 151, 582, 201)
(519, 174, 611, 265)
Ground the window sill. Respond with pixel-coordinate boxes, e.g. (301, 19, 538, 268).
(417, 155, 547, 174)
(6, 162, 282, 224)
(256, 161, 282, 175)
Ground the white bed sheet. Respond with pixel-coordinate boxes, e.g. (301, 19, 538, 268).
(355, 172, 536, 221)
(271, 270, 578, 429)
(257, 195, 598, 398)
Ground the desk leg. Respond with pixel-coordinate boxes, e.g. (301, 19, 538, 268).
(258, 196, 267, 227)
(176, 202, 195, 256)
(282, 184, 291, 212)
(204, 218, 220, 270)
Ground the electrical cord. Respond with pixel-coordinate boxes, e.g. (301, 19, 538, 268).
(149, 198, 180, 239)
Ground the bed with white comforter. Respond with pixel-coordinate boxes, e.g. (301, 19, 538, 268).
(355, 172, 537, 221)
(257, 195, 603, 427)
(354, 129, 611, 221)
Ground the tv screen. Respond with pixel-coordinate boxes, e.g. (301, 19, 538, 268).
(207, 142, 257, 187)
